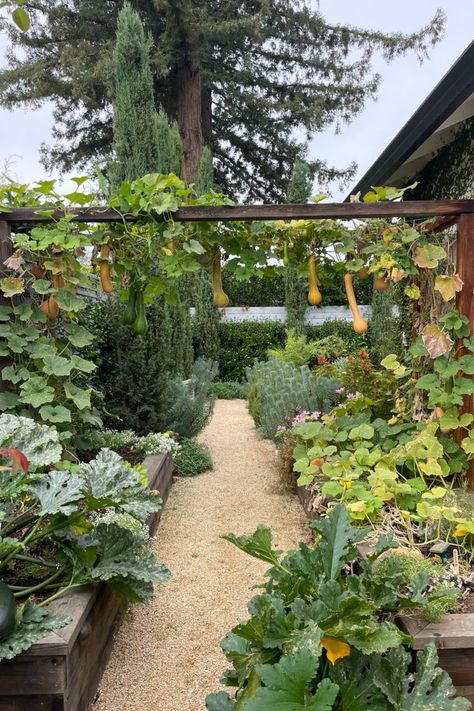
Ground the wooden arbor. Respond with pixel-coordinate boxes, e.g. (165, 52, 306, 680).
(0, 198, 473, 478)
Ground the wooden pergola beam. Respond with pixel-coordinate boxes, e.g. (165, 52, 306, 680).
(2, 199, 474, 225)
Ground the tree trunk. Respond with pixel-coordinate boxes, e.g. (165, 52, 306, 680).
(177, 56, 205, 182)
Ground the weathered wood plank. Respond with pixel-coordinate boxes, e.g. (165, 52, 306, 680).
(399, 613, 474, 649)
(4, 200, 474, 225)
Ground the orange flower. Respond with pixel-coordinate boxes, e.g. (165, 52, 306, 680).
(321, 636, 351, 664)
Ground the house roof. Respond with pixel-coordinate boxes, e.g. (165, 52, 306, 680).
(347, 40, 474, 199)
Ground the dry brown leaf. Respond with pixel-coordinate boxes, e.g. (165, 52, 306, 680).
(422, 323, 454, 358)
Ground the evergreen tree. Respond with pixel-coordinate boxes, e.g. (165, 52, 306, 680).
(110, 2, 160, 187)
(195, 146, 215, 195)
(156, 106, 184, 176)
(0, 2, 444, 196)
(192, 271, 221, 362)
(284, 160, 312, 334)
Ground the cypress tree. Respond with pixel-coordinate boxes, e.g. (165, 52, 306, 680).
(156, 106, 184, 177)
(195, 147, 215, 195)
(1, 3, 445, 197)
(284, 160, 313, 334)
(110, 3, 160, 187)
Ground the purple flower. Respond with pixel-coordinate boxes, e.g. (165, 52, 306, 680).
(347, 393, 356, 400)
(336, 387, 345, 395)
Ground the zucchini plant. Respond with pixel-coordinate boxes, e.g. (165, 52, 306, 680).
(206, 505, 470, 710)
(0, 414, 169, 660)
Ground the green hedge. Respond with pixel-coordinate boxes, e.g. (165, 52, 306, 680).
(218, 321, 286, 381)
(218, 320, 367, 381)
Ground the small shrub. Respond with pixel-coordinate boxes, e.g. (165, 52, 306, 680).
(173, 438, 213, 477)
(163, 358, 217, 438)
(246, 359, 340, 439)
(209, 381, 247, 399)
(341, 350, 397, 419)
(89, 428, 181, 459)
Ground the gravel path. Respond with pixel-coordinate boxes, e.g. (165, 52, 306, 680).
(94, 399, 308, 711)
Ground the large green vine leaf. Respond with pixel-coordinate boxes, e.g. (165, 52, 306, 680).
(205, 693, 237, 710)
(0, 414, 62, 467)
(19, 376, 55, 408)
(373, 644, 471, 710)
(0, 601, 70, 661)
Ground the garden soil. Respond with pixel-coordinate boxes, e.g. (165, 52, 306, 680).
(94, 399, 308, 711)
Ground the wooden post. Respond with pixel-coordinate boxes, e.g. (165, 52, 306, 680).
(0, 220, 12, 393)
(455, 214, 474, 487)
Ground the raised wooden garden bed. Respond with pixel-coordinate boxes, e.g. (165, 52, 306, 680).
(0, 452, 174, 711)
(295, 481, 474, 704)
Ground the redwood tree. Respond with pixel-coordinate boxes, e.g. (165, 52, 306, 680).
(0, 1, 445, 196)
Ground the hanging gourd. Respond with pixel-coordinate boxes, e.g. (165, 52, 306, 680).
(308, 255, 322, 306)
(123, 284, 138, 326)
(374, 273, 390, 291)
(40, 295, 59, 320)
(99, 244, 113, 294)
(212, 249, 229, 308)
(344, 272, 368, 334)
(132, 287, 148, 336)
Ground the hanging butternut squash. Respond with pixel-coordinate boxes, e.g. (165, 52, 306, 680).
(374, 274, 390, 291)
(307, 255, 322, 306)
(212, 250, 229, 308)
(344, 272, 368, 334)
(99, 244, 113, 294)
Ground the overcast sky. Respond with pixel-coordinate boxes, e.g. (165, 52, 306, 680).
(0, 1, 473, 198)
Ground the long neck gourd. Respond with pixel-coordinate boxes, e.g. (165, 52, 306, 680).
(308, 255, 322, 306)
(344, 272, 368, 334)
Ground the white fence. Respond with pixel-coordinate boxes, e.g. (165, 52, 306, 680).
(190, 305, 372, 324)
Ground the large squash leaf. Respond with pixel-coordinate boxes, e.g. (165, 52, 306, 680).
(245, 649, 339, 710)
(310, 504, 367, 580)
(373, 644, 471, 710)
(223, 524, 283, 568)
(28, 470, 84, 515)
(205, 692, 237, 710)
(0, 601, 69, 661)
(0, 414, 61, 467)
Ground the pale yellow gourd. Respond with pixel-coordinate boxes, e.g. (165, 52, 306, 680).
(212, 251, 229, 308)
(344, 273, 368, 334)
(308, 255, 322, 306)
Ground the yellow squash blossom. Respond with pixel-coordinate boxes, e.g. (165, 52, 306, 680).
(322, 636, 351, 665)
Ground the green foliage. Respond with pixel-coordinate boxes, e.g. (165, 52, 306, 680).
(80, 293, 193, 434)
(0, 601, 69, 661)
(284, 266, 307, 335)
(89, 428, 180, 457)
(0, 421, 169, 659)
(284, 160, 313, 334)
(173, 438, 213, 477)
(0, 414, 61, 467)
(192, 270, 221, 362)
(341, 351, 398, 419)
(163, 358, 217, 439)
(306, 320, 367, 355)
(1, 1, 445, 198)
(369, 288, 404, 364)
(206, 506, 468, 710)
(196, 147, 215, 195)
(209, 381, 247, 399)
(268, 330, 347, 368)
(109, 3, 161, 188)
(246, 359, 339, 439)
(218, 321, 286, 381)
(155, 107, 184, 177)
